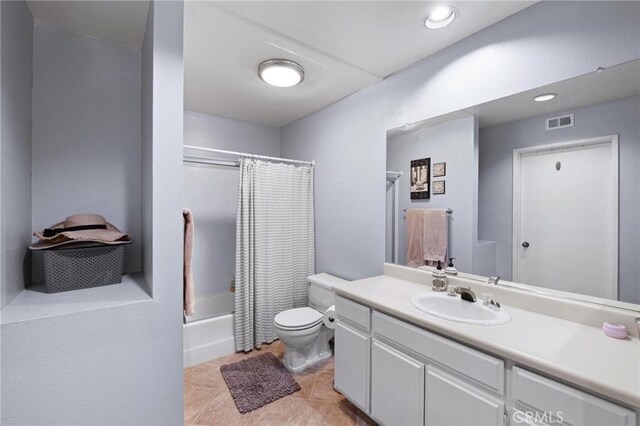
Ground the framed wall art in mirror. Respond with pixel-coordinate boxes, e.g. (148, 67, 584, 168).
(433, 162, 446, 177)
(410, 157, 430, 199)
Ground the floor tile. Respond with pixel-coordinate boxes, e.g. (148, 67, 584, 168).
(184, 386, 215, 424)
(184, 360, 225, 389)
(183, 341, 377, 425)
(317, 357, 335, 374)
(247, 395, 313, 426)
(309, 372, 344, 403)
(290, 371, 316, 399)
(305, 400, 360, 425)
(192, 391, 252, 426)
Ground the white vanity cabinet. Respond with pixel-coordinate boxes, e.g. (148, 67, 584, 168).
(372, 310, 505, 426)
(334, 296, 371, 413)
(334, 295, 637, 426)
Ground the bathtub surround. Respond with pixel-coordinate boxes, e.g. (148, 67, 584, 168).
(235, 159, 315, 351)
(1, 2, 185, 424)
(181, 113, 282, 366)
(183, 111, 280, 300)
(184, 313, 236, 368)
(280, 1, 640, 282)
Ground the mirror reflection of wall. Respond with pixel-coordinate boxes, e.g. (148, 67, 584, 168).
(386, 59, 640, 305)
(387, 115, 477, 273)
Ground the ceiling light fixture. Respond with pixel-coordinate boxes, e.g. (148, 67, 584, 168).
(534, 93, 557, 102)
(258, 59, 304, 87)
(425, 6, 456, 29)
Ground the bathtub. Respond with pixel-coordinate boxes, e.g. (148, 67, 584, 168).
(183, 292, 236, 368)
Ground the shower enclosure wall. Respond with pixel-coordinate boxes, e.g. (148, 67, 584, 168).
(182, 152, 238, 366)
(183, 159, 237, 323)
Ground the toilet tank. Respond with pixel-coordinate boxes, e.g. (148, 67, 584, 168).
(308, 273, 347, 311)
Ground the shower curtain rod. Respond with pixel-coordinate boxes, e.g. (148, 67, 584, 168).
(183, 145, 315, 166)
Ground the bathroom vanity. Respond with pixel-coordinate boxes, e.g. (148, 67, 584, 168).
(333, 265, 640, 426)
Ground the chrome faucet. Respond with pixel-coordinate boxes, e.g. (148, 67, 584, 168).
(454, 287, 477, 303)
(488, 275, 501, 285)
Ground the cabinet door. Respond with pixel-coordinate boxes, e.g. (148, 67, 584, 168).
(334, 322, 370, 413)
(371, 340, 425, 426)
(426, 366, 504, 426)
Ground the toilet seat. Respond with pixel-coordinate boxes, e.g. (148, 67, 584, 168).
(274, 307, 323, 331)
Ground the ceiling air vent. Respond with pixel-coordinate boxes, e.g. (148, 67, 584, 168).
(546, 114, 574, 130)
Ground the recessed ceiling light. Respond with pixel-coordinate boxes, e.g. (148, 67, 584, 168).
(258, 59, 304, 87)
(534, 93, 557, 102)
(425, 6, 456, 29)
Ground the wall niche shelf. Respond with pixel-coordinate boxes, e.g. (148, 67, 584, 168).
(0, 273, 151, 325)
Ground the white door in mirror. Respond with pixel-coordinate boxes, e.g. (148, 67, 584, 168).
(516, 139, 617, 299)
(411, 292, 511, 325)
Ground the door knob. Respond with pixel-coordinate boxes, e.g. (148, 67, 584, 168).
(522, 242, 530, 248)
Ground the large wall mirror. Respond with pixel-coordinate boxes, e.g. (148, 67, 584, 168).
(386, 59, 639, 310)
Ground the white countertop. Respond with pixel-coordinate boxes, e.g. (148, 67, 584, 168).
(333, 274, 640, 408)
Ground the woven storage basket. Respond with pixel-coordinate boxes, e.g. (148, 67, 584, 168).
(42, 245, 125, 293)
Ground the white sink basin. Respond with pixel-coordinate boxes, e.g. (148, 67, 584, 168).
(411, 292, 511, 325)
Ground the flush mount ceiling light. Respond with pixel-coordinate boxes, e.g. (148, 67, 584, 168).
(534, 93, 557, 102)
(258, 59, 304, 87)
(425, 6, 456, 29)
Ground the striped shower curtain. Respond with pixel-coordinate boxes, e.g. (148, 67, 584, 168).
(234, 158, 315, 352)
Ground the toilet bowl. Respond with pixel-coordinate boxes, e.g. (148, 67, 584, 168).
(274, 273, 346, 372)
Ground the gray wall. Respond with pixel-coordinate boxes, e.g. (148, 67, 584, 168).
(1, 2, 185, 424)
(387, 116, 476, 272)
(478, 96, 640, 304)
(183, 111, 280, 297)
(30, 21, 142, 277)
(1, 0, 33, 308)
(280, 2, 640, 281)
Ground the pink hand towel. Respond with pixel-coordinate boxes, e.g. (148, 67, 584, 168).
(406, 209, 426, 267)
(183, 208, 195, 316)
(423, 209, 448, 265)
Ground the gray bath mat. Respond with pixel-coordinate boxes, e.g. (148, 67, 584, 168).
(220, 352, 301, 413)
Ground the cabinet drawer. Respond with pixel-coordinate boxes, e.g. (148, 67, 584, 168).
(512, 367, 636, 426)
(372, 311, 504, 394)
(426, 366, 504, 426)
(336, 296, 370, 331)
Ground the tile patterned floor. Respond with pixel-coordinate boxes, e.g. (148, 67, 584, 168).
(184, 341, 376, 425)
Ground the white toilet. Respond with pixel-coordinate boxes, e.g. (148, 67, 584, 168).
(274, 273, 346, 372)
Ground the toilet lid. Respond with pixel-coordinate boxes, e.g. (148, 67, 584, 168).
(274, 307, 323, 330)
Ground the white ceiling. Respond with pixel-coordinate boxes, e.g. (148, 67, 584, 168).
(27, 1, 150, 49)
(27, 1, 536, 128)
(185, 1, 536, 127)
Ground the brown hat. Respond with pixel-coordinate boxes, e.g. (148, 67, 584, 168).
(30, 213, 132, 250)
